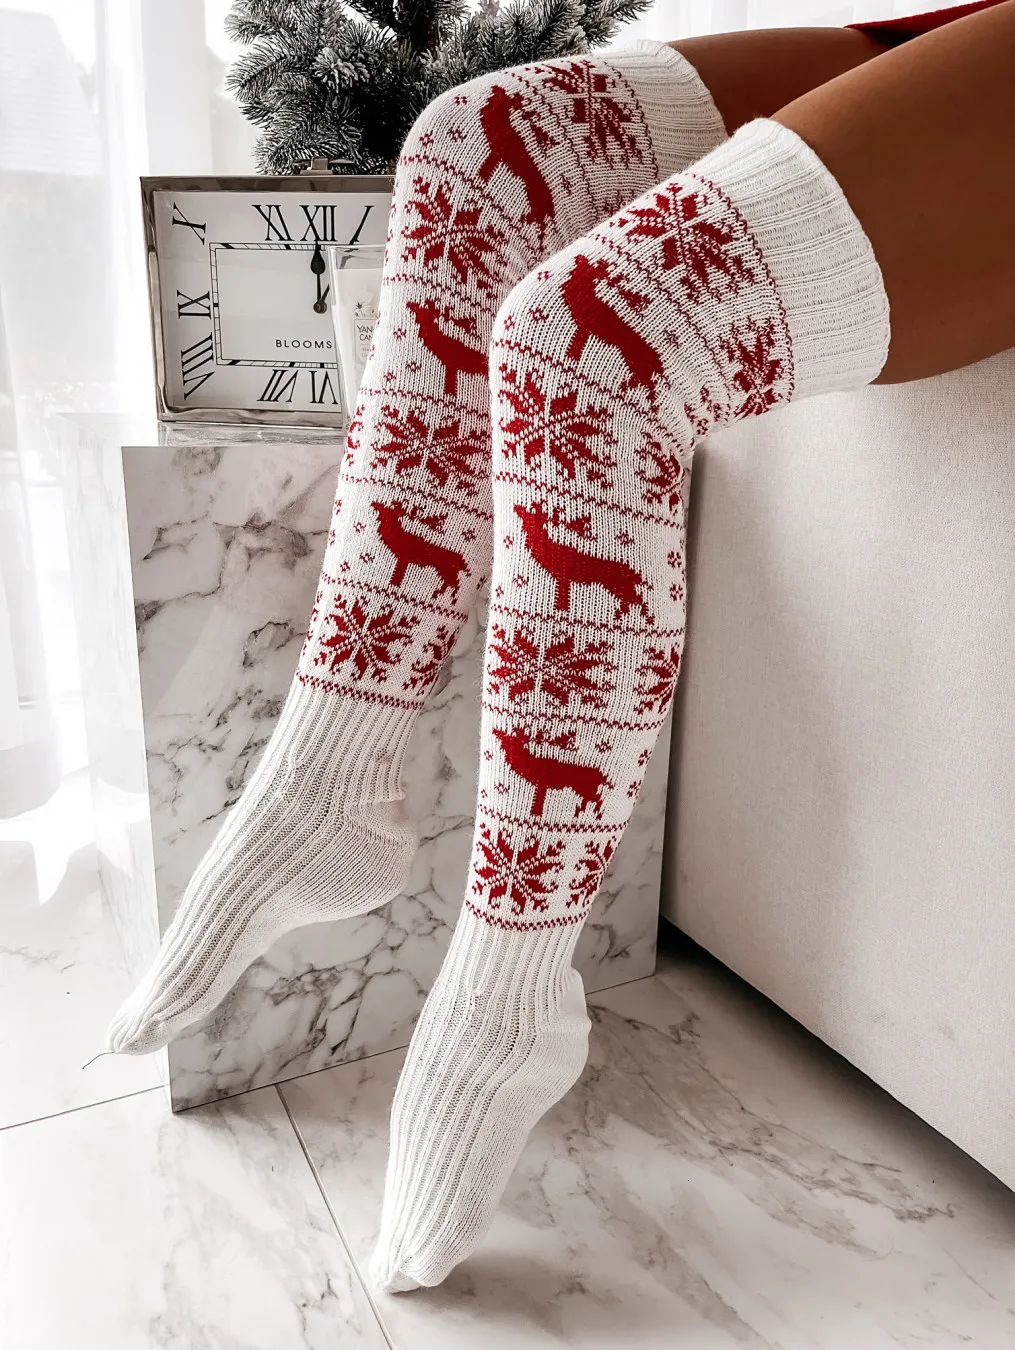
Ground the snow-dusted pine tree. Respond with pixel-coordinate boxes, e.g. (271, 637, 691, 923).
(226, 0, 652, 175)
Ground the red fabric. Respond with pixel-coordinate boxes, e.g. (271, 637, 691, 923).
(847, 0, 1008, 44)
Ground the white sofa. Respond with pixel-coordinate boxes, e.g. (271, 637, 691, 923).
(662, 345, 1015, 1191)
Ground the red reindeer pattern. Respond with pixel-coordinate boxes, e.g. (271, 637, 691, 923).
(478, 85, 555, 227)
(306, 61, 783, 930)
(372, 502, 469, 600)
(473, 168, 792, 927)
(513, 502, 651, 619)
(405, 300, 487, 397)
(493, 728, 610, 819)
(560, 254, 665, 391)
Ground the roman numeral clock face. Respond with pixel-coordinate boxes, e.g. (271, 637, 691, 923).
(145, 178, 392, 423)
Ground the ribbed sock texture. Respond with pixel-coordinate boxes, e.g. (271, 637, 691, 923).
(371, 117, 890, 1290)
(106, 43, 728, 1055)
(106, 683, 419, 1055)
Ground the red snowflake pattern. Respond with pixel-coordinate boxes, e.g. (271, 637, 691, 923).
(619, 184, 754, 301)
(403, 179, 507, 293)
(635, 435, 688, 512)
(313, 597, 416, 682)
(683, 385, 727, 439)
(403, 624, 457, 694)
(634, 644, 682, 715)
(724, 319, 786, 419)
(498, 368, 615, 482)
(488, 624, 616, 708)
(473, 824, 564, 915)
(371, 406, 487, 495)
(537, 61, 641, 162)
(568, 836, 618, 909)
(344, 404, 367, 467)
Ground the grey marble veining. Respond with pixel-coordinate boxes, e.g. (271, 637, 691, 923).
(0, 1084, 387, 1349)
(62, 421, 667, 1110)
(282, 955, 1015, 1349)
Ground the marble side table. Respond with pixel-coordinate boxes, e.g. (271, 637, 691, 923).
(58, 417, 670, 1110)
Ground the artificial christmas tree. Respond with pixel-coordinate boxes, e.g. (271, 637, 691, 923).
(226, 0, 652, 175)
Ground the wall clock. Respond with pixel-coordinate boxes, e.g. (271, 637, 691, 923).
(142, 170, 393, 426)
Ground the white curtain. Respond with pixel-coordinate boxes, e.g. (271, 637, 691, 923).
(0, 0, 968, 822)
(0, 0, 255, 827)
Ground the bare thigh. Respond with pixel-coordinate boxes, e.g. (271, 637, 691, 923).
(769, 0, 1015, 384)
(669, 26, 895, 133)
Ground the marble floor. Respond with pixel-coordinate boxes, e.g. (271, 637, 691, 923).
(3, 785, 1015, 1348)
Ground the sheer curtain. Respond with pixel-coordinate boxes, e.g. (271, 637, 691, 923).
(0, 0, 965, 823)
(0, 0, 254, 830)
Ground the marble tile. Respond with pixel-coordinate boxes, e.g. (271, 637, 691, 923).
(0, 770, 162, 1129)
(67, 429, 667, 1111)
(281, 966, 1015, 1348)
(0, 1085, 388, 1350)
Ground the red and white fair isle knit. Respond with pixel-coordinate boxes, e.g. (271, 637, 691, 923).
(106, 43, 727, 1058)
(371, 115, 890, 1290)
(298, 45, 727, 725)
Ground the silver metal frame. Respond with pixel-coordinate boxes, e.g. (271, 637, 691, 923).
(141, 174, 394, 428)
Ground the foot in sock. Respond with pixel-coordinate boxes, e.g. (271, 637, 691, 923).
(373, 912, 589, 1291)
(106, 686, 419, 1055)
(371, 116, 891, 1290)
(106, 42, 728, 1055)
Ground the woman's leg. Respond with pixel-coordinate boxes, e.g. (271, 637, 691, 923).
(772, 0, 1015, 383)
(106, 24, 900, 1057)
(372, 2, 1015, 1290)
(106, 41, 730, 1055)
(672, 24, 895, 131)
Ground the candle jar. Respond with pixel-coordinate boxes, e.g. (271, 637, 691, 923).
(327, 243, 385, 421)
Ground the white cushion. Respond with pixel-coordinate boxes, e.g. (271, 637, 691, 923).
(663, 346, 1015, 1189)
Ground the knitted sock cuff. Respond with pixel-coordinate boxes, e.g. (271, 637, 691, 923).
(688, 117, 892, 399)
(599, 38, 729, 179)
(278, 676, 416, 803)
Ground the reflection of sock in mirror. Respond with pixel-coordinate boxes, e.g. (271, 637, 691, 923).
(0, 772, 94, 907)
(0, 370, 61, 824)
(0, 842, 39, 923)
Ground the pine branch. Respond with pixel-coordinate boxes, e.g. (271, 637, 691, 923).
(225, 0, 308, 43)
(343, 0, 396, 31)
(226, 0, 653, 174)
(579, 0, 653, 46)
(493, 0, 587, 66)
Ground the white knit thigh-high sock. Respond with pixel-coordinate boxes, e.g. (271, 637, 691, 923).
(106, 43, 727, 1055)
(372, 117, 891, 1290)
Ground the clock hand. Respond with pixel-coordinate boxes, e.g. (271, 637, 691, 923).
(311, 241, 328, 314)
